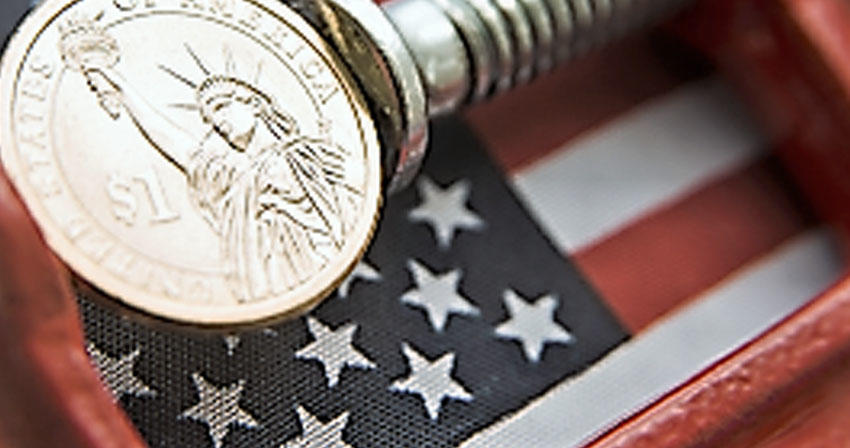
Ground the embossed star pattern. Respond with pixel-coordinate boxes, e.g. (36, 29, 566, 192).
(284, 407, 353, 448)
(87, 343, 156, 400)
(295, 317, 376, 387)
(337, 261, 382, 299)
(181, 373, 259, 448)
(390, 343, 473, 420)
(495, 290, 575, 362)
(408, 177, 484, 250)
(401, 259, 480, 332)
(223, 335, 241, 356)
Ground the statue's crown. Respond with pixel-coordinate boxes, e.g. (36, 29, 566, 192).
(197, 76, 267, 120)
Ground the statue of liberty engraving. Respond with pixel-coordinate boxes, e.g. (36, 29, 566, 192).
(59, 14, 363, 302)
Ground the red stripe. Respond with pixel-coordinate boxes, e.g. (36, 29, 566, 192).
(465, 35, 710, 172)
(587, 273, 850, 448)
(573, 156, 815, 332)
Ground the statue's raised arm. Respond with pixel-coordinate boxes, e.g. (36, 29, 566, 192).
(83, 67, 196, 173)
(60, 14, 196, 174)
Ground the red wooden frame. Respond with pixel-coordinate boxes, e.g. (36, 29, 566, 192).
(0, 171, 145, 447)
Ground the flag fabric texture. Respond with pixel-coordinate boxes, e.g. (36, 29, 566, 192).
(3, 2, 846, 447)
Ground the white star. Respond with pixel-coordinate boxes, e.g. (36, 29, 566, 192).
(408, 177, 484, 250)
(391, 344, 473, 420)
(495, 290, 575, 362)
(401, 259, 479, 332)
(181, 373, 259, 448)
(337, 261, 382, 299)
(283, 407, 352, 448)
(223, 335, 241, 356)
(295, 317, 376, 387)
(87, 343, 156, 400)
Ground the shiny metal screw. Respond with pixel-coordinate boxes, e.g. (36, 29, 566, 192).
(297, 0, 693, 191)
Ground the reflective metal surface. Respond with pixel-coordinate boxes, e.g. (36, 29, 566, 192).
(296, 0, 430, 193)
(382, 0, 693, 108)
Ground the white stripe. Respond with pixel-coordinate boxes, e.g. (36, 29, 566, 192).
(512, 78, 764, 253)
(462, 228, 842, 448)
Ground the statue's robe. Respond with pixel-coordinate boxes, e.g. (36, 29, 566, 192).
(188, 133, 359, 302)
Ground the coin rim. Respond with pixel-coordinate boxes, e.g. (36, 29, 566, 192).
(0, 0, 383, 327)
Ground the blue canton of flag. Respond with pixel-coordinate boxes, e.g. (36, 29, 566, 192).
(79, 118, 628, 447)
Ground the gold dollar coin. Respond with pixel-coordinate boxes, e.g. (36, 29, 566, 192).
(0, 0, 382, 327)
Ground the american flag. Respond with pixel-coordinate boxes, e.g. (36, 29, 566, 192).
(4, 2, 845, 447)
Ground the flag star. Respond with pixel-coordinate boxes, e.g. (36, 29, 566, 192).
(495, 290, 575, 363)
(87, 343, 156, 400)
(223, 335, 241, 356)
(295, 317, 376, 387)
(337, 261, 382, 299)
(181, 373, 259, 448)
(408, 177, 484, 250)
(390, 343, 473, 420)
(401, 259, 480, 332)
(283, 406, 352, 448)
